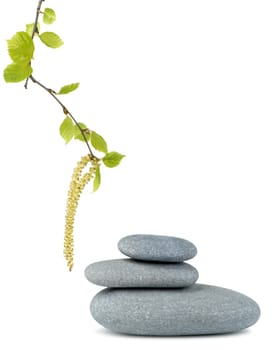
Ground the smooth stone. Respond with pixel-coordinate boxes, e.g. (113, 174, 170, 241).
(90, 284, 260, 336)
(118, 234, 197, 262)
(84, 259, 199, 288)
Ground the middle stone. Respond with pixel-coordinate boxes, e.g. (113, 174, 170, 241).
(85, 259, 199, 288)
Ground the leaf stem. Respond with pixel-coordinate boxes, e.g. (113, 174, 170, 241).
(29, 75, 96, 160)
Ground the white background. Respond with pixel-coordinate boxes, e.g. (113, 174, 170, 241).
(0, 0, 275, 348)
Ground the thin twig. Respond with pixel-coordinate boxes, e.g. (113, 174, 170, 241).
(30, 75, 96, 160)
(24, 0, 45, 89)
(23, 0, 96, 159)
(32, 0, 45, 38)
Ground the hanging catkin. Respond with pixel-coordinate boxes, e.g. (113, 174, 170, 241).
(64, 155, 98, 271)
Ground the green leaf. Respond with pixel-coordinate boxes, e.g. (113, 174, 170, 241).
(93, 166, 101, 192)
(39, 32, 63, 48)
(43, 8, 56, 25)
(102, 152, 125, 168)
(57, 83, 80, 95)
(7, 31, 34, 63)
(74, 123, 91, 142)
(4, 63, 33, 83)
(60, 117, 74, 144)
(26, 23, 40, 37)
(91, 131, 108, 154)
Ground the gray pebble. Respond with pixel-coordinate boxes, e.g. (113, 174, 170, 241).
(84, 259, 199, 288)
(118, 234, 197, 262)
(90, 284, 260, 336)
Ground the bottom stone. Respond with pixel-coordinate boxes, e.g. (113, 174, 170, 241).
(90, 284, 260, 336)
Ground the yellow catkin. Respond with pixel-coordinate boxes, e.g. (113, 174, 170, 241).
(64, 155, 98, 271)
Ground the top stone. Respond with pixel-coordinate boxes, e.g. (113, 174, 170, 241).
(118, 234, 197, 262)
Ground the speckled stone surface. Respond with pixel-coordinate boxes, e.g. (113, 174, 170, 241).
(90, 284, 260, 335)
(118, 234, 197, 262)
(84, 259, 199, 288)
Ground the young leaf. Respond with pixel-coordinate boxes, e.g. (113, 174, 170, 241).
(4, 63, 33, 83)
(7, 31, 34, 63)
(39, 32, 63, 48)
(93, 166, 101, 192)
(102, 152, 125, 168)
(91, 131, 108, 154)
(43, 8, 56, 25)
(58, 83, 80, 95)
(74, 123, 91, 142)
(60, 117, 74, 144)
(26, 23, 40, 37)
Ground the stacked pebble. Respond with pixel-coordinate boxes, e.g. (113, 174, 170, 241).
(85, 234, 260, 336)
